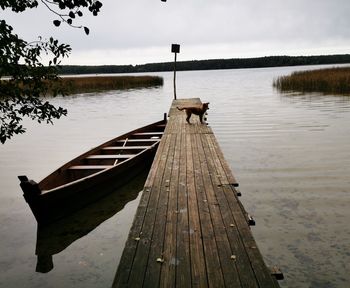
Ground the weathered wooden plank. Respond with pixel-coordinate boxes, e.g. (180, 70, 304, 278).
(174, 131, 192, 288)
(203, 134, 231, 185)
(117, 139, 159, 143)
(204, 134, 252, 224)
(196, 134, 242, 287)
(102, 146, 149, 150)
(186, 134, 208, 288)
(200, 134, 259, 287)
(133, 132, 164, 136)
(144, 134, 169, 188)
(86, 155, 134, 159)
(68, 165, 113, 170)
(113, 134, 171, 287)
(192, 133, 225, 287)
(222, 184, 280, 287)
(157, 132, 180, 288)
(142, 133, 177, 288)
(129, 134, 176, 287)
(207, 134, 238, 187)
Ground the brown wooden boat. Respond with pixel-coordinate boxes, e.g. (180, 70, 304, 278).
(18, 117, 166, 225)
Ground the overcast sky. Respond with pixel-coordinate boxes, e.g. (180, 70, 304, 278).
(3, 0, 350, 65)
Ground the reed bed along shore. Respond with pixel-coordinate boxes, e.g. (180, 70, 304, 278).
(58, 75, 163, 94)
(0, 75, 163, 98)
(273, 67, 350, 95)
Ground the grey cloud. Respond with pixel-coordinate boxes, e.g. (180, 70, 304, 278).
(3, 0, 350, 64)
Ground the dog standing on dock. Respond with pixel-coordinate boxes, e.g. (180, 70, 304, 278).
(177, 102, 209, 124)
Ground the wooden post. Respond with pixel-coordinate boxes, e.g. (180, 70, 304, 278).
(171, 44, 180, 100)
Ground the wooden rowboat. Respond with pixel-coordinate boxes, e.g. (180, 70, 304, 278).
(18, 117, 166, 225)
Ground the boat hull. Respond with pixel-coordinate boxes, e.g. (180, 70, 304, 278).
(19, 119, 166, 225)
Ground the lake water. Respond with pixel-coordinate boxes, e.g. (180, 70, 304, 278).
(1, 65, 350, 287)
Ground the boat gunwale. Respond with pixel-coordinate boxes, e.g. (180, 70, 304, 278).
(38, 119, 166, 192)
(40, 143, 158, 195)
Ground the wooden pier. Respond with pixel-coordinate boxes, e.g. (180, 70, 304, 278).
(113, 98, 281, 287)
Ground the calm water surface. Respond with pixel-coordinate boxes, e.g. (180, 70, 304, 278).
(1, 65, 350, 287)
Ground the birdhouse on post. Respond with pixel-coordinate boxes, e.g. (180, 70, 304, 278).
(171, 44, 180, 54)
(171, 44, 180, 100)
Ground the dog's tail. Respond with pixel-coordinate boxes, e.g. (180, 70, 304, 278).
(177, 106, 185, 111)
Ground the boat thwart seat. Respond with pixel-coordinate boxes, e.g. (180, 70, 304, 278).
(86, 155, 135, 159)
(68, 165, 114, 170)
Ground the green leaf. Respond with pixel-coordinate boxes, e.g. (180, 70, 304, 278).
(84, 26, 90, 35)
(53, 20, 61, 27)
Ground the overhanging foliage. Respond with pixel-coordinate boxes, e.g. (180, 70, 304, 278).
(0, 0, 102, 143)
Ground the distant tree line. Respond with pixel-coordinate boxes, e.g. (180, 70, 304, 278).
(59, 54, 350, 75)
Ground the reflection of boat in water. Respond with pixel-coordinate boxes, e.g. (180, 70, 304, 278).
(18, 118, 166, 225)
(35, 169, 149, 273)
